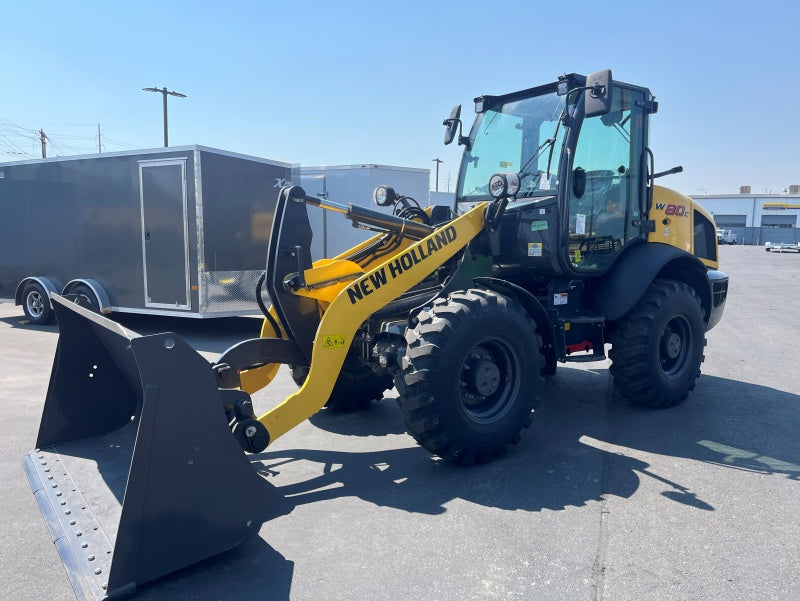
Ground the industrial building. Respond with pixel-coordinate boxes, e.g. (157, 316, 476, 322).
(691, 185, 800, 245)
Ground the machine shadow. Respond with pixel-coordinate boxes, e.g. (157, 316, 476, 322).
(134, 523, 294, 601)
(308, 397, 409, 437)
(258, 370, 799, 520)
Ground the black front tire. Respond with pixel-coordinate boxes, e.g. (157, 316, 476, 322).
(395, 289, 542, 464)
(22, 282, 54, 325)
(609, 279, 706, 408)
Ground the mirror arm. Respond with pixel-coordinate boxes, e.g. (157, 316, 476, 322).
(653, 165, 683, 179)
(443, 118, 471, 150)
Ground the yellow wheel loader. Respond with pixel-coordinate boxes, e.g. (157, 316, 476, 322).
(23, 70, 728, 599)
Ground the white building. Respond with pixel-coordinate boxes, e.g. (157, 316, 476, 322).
(690, 186, 800, 245)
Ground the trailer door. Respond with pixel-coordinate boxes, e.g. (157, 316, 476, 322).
(139, 159, 190, 309)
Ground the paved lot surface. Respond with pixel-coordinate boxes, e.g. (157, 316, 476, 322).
(1, 245, 798, 601)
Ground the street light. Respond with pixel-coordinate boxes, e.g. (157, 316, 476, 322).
(142, 86, 187, 147)
(432, 158, 444, 192)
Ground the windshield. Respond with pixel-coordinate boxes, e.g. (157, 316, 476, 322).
(456, 90, 569, 204)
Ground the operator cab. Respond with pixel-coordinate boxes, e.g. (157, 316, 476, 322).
(446, 70, 658, 277)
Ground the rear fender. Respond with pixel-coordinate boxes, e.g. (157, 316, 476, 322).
(62, 278, 112, 314)
(15, 276, 62, 306)
(589, 242, 712, 323)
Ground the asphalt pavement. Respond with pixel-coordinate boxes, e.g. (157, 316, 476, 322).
(1, 245, 798, 601)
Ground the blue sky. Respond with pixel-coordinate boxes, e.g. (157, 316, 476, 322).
(1, 0, 798, 195)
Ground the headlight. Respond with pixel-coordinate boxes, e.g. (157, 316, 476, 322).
(373, 185, 396, 207)
(488, 172, 520, 199)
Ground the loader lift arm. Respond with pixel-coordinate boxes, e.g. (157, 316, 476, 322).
(215, 186, 489, 451)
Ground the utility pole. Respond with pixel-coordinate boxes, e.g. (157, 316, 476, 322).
(39, 129, 48, 158)
(97, 124, 102, 153)
(142, 86, 187, 147)
(432, 158, 443, 192)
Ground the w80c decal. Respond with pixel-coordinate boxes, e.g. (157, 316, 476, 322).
(655, 203, 690, 217)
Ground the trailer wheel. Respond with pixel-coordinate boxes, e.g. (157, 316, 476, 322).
(22, 282, 54, 325)
(395, 289, 541, 465)
(70, 284, 100, 313)
(291, 353, 393, 412)
(609, 279, 706, 408)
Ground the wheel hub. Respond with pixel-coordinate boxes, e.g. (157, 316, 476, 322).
(27, 292, 44, 317)
(470, 359, 501, 397)
(665, 331, 682, 359)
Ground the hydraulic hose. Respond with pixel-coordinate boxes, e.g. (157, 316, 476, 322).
(256, 271, 283, 337)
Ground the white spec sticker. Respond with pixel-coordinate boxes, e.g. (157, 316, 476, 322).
(576, 214, 586, 235)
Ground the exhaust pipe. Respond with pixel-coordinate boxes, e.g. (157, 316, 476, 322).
(22, 295, 268, 600)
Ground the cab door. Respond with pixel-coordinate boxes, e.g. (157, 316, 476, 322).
(566, 85, 647, 272)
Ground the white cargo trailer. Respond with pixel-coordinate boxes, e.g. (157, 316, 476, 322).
(300, 164, 430, 259)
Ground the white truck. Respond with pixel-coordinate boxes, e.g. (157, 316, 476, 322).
(716, 228, 737, 245)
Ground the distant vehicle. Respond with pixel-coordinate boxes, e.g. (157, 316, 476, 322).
(765, 241, 800, 253)
(716, 228, 737, 245)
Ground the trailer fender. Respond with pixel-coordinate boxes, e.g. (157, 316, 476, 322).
(62, 279, 112, 314)
(473, 276, 557, 373)
(589, 243, 712, 323)
(15, 276, 63, 307)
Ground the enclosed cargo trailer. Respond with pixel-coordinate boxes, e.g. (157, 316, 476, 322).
(0, 146, 297, 323)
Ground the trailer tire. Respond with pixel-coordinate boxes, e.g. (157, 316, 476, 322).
(609, 279, 705, 408)
(22, 282, 54, 325)
(291, 356, 393, 412)
(70, 284, 100, 313)
(395, 289, 541, 465)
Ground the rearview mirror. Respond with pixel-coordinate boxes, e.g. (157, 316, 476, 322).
(443, 104, 462, 145)
(572, 167, 586, 198)
(584, 69, 613, 118)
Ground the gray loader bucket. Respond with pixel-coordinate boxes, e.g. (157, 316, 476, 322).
(22, 295, 268, 600)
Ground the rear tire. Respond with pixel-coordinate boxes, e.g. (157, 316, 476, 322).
(70, 284, 100, 313)
(395, 289, 541, 464)
(609, 279, 705, 408)
(291, 352, 393, 412)
(22, 282, 54, 325)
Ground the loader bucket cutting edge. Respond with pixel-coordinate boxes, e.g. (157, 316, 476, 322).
(23, 295, 269, 601)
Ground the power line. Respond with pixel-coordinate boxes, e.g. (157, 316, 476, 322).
(0, 117, 143, 158)
(101, 135, 140, 149)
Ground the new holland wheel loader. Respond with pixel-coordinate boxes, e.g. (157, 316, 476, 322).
(23, 69, 728, 599)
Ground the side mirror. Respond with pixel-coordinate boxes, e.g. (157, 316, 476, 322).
(572, 167, 586, 198)
(443, 104, 462, 145)
(584, 69, 613, 118)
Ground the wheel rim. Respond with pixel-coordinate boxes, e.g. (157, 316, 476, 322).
(457, 338, 521, 423)
(659, 315, 692, 378)
(26, 291, 45, 318)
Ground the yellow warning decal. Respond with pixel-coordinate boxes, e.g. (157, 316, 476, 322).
(322, 335, 346, 349)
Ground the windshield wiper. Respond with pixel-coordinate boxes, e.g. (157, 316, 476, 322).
(519, 107, 568, 187)
(517, 137, 555, 183)
(544, 109, 566, 179)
